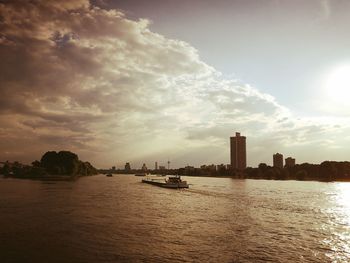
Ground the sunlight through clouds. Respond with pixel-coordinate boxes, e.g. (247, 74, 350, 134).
(1, 0, 350, 167)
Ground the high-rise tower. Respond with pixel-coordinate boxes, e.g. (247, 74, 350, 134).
(230, 132, 246, 170)
(273, 153, 283, 169)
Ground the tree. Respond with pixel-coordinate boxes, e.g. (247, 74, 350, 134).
(40, 151, 60, 174)
(320, 161, 337, 181)
(2, 162, 11, 175)
(32, 160, 41, 167)
(39, 151, 97, 176)
(296, 170, 307, 180)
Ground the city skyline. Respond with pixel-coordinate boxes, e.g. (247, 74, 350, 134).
(1, 0, 350, 168)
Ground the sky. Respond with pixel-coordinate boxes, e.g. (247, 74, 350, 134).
(1, 0, 350, 169)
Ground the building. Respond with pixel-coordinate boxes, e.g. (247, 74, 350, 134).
(125, 162, 131, 171)
(155, 162, 158, 170)
(200, 164, 216, 172)
(258, 163, 268, 170)
(285, 157, 296, 168)
(159, 165, 166, 171)
(230, 132, 247, 170)
(273, 153, 284, 169)
(141, 163, 148, 171)
(216, 164, 226, 172)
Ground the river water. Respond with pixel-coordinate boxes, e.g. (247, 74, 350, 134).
(1, 175, 350, 262)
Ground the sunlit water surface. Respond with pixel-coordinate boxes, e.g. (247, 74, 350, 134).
(1, 175, 350, 262)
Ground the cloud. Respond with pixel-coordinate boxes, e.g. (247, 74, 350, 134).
(321, 0, 331, 19)
(1, 0, 349, 168)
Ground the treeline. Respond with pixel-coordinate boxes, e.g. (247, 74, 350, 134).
(244, 161, 350, 181)
(1, 151, 97, 178)
(178, 167, 231, 177)
(174, 161, 350, 181)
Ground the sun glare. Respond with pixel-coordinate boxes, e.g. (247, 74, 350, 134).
(326, 65, 350, 104)
(336, 184, 350, 223)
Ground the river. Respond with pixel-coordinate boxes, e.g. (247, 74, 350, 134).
(1, 175, 350, 262)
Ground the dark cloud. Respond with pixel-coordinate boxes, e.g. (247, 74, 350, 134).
(1, 0, 347, 167)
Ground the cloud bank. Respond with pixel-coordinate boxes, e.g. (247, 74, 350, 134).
(0, 0, 349, 168)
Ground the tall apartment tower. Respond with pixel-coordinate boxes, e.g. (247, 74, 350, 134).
(273, 153, 284, 169)
(230, 132, 247, 170)
(155, 162, 158, 170)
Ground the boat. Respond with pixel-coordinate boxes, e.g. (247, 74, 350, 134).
(142, 175, 189, 188)
(106, 173, 113, 177)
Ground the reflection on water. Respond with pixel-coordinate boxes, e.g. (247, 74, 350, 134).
(335, 183, 350, 225)
(322, 183, 350, 262)
(0, 175, 350, 262)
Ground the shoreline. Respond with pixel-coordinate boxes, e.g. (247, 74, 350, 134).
(181, 174, 350, 183)
(100, 173, 350, 183)
(2, 173, 350, 183)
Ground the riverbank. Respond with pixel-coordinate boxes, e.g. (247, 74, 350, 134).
(183, 174, 350, 182)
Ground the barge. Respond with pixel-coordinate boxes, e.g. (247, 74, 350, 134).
(142, 175, 189, 188)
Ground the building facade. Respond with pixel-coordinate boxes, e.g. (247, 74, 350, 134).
(125, 162, 131, 171)
(273, 153, 284, 169)
(230, 132, 247, 170)
(285, 157, 296, 168)
(141, 163, 148, 171)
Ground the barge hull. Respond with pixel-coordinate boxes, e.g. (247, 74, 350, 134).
(142, 179, 189, 188)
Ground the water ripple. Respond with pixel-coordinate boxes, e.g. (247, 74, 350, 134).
(0, 175, 349, 262)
